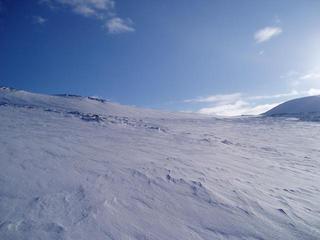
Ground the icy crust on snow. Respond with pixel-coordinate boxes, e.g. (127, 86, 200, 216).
(1, 89, 320, 240)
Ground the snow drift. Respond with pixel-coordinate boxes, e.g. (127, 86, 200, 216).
(1, 87, 320, 240)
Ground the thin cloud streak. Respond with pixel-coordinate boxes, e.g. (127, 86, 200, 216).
(254, 26, 282, 43)
(40, 0, 135, 34)
(43, 0, 115, 17)
(300, 73, 320, 80)
(281, 69, 320, 88)
(184, 93, 242, 104)
(185, 88, 320, 117)
(198, 101, 280, 117)
(248, 90, 299, 100)
(186, 90, 299, 104)
(105, 17, 135, 34)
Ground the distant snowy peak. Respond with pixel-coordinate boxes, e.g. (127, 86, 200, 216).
(264, 95, 320, 121)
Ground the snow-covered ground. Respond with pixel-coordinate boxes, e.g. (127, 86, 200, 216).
(1, 87, 320, 240)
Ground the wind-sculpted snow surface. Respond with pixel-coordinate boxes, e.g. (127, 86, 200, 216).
(1, 88, 320, 239)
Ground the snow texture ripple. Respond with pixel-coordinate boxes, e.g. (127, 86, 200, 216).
(1, 88, 320, 240)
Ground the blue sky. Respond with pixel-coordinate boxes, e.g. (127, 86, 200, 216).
(1, 0, 320, 115)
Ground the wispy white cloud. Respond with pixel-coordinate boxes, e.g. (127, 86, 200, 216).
(198, 100, 280, 117)
(186, 90, 298, 104)
(254, 26, 282, 43)
(247, 90, 299, 100)
(40, 0, 135, 34)
(105, 17, 135, 34)
(307, 88, 320, 96)
(281, 69, 320, 88)
(73, 5, 98, 17)
(33, 16, 47, 25)
(185, 88, 320, 117)
(244, 103, 281, 115)
(184, 93, 242, 104)
(300, 72, 320, 80)
(43, 0, 115, 17)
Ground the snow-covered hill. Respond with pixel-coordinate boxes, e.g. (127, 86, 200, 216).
(264, 95, 320, 121)
(1, 87, 320, 240)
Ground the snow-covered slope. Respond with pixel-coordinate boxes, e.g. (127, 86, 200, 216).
(1, 87, 320, 240)
(264, 95, 320, 121)
(0, 87, 186, 119)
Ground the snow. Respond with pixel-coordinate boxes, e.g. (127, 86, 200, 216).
(264, 95, 320, 121)
(1, 88, 320, 239)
